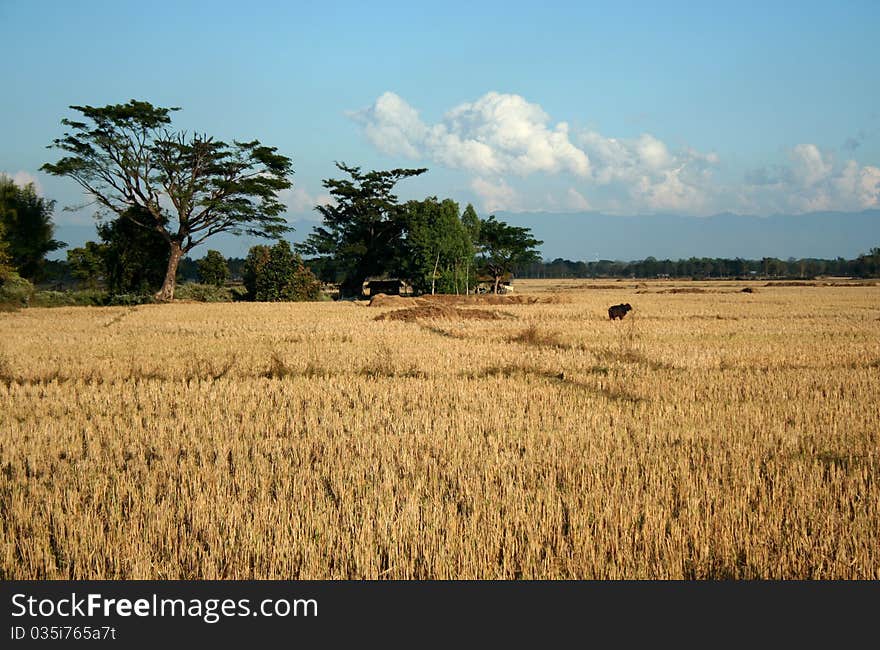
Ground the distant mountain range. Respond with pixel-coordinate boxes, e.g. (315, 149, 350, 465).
(496, 209, 880, 262)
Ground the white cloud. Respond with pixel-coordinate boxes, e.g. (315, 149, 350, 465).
(353, 91, 719, 213)
(832, 160, 880, 209)
(278, 186, 336, 220)
(743, 144, 880, 213)
(790, 144, 833, 187)
(352, 92, 880, 216)
(351, 91, 427, 159)
(578, 130, 718, 212)
(471, 177, 520, 213)
(352, 91, 591, 178)
(4, 170, 43, 195)
(565, 188, 591, 211)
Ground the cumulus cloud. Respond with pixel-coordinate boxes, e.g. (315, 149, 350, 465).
(352, 91, 427, 159)
(578, 131, 718, 212)
(352, 91, 590, 178)
(790, 144, 833, 187)
(743, 144, 880, 213)
(353, 91, 721, 213)
(470, 177, 520, 213)
(352, 91, 879, 216)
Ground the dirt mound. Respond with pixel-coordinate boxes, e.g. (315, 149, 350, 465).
(659, 287, 708, 294)
(375, 304, 504, 322)
(368, 293, 417, 307)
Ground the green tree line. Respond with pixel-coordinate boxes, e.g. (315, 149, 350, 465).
(517, 252, 880, 280)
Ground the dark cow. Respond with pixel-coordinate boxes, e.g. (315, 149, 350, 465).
(608, 303, 632, 320)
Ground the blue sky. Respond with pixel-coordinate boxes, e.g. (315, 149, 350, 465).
(1, 0, 878, 258)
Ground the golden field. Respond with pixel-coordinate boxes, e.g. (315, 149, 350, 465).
(1, 280, 878, 579)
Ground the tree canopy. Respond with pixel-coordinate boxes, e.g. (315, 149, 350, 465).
(400, 197, 473, 294)
(0, 175, 65, 280)
(243, 240, 321, 302)
(41, 100, 293, 300)
(0, 219, 13, 274)
(197, 250, 229, 287)
(296, 163, 426, 297)
(65, 209, 169, 293)
(477, 215, 543, 293)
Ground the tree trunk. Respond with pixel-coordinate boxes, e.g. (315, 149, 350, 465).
(155, 241, 183, 302)
(431, 251, 440, 295)
(493, 275, 501, 294)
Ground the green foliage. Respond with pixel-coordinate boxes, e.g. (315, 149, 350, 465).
(42, 99, 293, 300)
(26, 289, 155, 308)
(197, 250, 229, 287)
(297, 163, 427, 297)
(98, 211, 169, 294)
(0, 219, 12, 273)
(65, 211, 168, 294)
(0, 270, 33, 307)
(104, 293, 155, 306)
(518, 251, 880, 279)
(0, 175, 65, 280)
(174, 282, 239, 302)
(400, 197, 473, 294)
(30, 289, 107, 307)
(477, 215, 542, 293)
(66, 241, 106, 289)
(461, 203, 481, 247)
(855, 247, 880, 277)
(244, 240, 321, 302)
(242, 245, 270, 298)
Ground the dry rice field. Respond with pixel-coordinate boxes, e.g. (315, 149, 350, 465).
(1, 280, 878, 579)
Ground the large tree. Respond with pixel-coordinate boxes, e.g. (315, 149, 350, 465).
(297, 163, 426, 297)
(477, 215, 543, 293)
(0, 175, 65, 280)
(400, 197, 472, 294)
(41, 100, 293, 301)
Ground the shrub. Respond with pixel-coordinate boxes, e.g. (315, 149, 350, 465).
(30, 290, 108, 307)
(175, 283, 235, 302)
(105, 293, 155, 306)
(242, 241, 321, 302)
(0, 270, 33, 307)
(197, 250, 230, 287)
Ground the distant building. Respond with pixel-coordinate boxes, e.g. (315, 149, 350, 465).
(362, 278, 413, 297)
(474, 272, 514, 294)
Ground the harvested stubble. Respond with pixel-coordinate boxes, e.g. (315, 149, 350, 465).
(1, 282, 878, 579)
